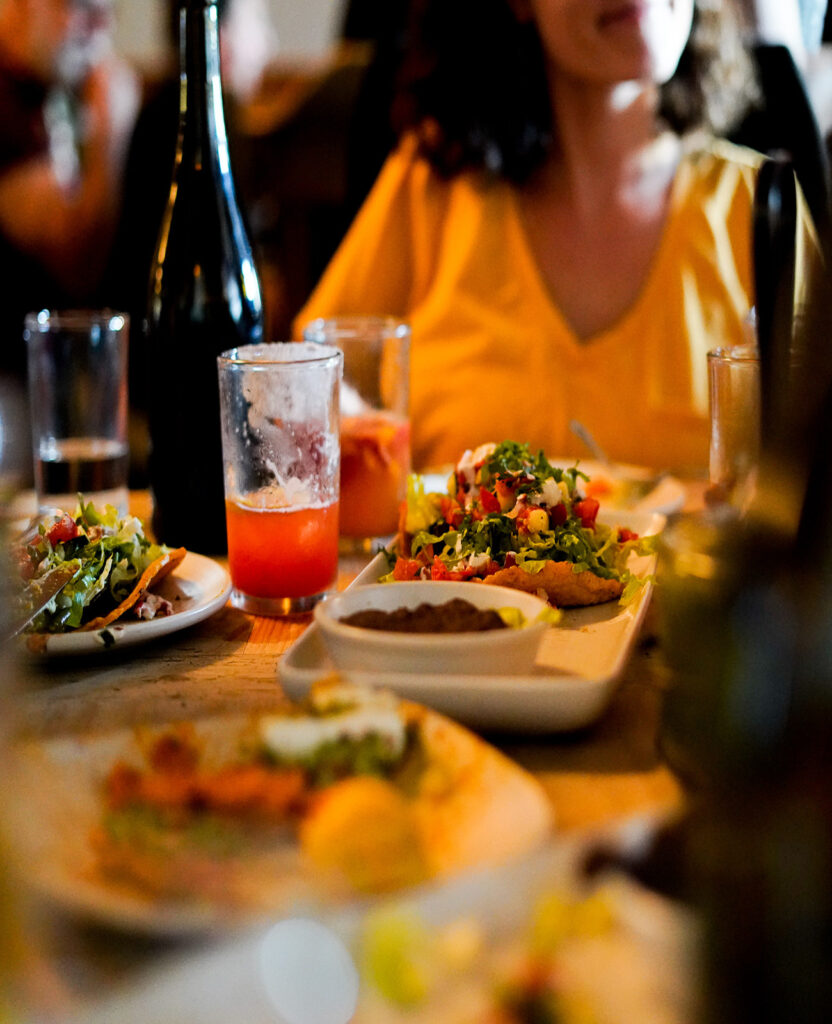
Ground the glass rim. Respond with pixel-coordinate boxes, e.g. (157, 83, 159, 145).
(217, 342, 343, 368)
(24, 309, 128, 332)
(707, 344, 759, 363)
(302, 315, 411, 342)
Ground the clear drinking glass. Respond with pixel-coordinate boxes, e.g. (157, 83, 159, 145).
(218, 343, 342, 615)
(302, 316, 410, 553)
(707, 344, 761, 513)
(24, 310, 129, 514)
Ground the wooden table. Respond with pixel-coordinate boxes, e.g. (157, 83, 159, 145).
(17, 492, 683, 830)
(8, 490, 688, 1014)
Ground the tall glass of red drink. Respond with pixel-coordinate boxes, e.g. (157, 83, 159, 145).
(217, 343, 342, 614)
(302, 316, 410, 554)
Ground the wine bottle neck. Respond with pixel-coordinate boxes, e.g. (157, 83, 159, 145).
(177, 2, 229, 171)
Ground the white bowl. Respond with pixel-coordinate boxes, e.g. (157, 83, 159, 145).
(313, 581, 552, 677)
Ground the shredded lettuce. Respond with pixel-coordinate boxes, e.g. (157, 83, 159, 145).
(386, 441, 653, 605)
(20, 500, 173, 633)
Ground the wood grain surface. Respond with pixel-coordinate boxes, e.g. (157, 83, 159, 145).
(13, 492, 685, 833)
(5, 490, 692, 1015)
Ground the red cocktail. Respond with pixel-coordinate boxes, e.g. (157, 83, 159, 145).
(340, 412, 410, 539)
(226, 498, 339, 599)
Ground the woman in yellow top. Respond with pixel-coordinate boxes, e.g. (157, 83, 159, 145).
(296, 0, 814, 472)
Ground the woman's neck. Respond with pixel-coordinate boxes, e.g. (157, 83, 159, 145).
(545, 73, 668, 215)
(516, 70, 684, 341)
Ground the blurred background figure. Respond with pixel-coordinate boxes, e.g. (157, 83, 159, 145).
(295, 0, 818, 473)
(731, 0, 831, 231)
(0, 0, 139, 383)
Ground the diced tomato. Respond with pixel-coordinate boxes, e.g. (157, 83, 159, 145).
(504, 552, 517, 569)
(618, 527, 639, 543)
(46, 513, 79, 546)
(573, 497, 600, 529)
(478, 486, 500, 514)
(439, 496, 464, 528)
(430, 558, 450, 580)
(549, 502, 568, 526)
(429, 556, 475, 582)
(392, 557, 423, 581)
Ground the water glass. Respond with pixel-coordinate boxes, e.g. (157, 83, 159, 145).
(302, 316, 410, 553)
(217, 343, 342, 615)
(707, 344, 761, 512)
(24, 310, 129, 514)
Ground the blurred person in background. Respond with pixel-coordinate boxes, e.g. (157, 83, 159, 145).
(731, 0, 831, 230)
(0, 0, 139, 380)
(296, 0, 818, 473)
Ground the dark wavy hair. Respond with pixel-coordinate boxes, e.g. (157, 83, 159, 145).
(391, 0, 757, 182)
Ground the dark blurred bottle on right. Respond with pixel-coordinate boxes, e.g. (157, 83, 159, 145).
(144, 0, 263, 554)
(657, 222, 832, 1019)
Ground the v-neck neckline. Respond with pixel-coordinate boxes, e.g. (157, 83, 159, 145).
(509, 148, 692, 349)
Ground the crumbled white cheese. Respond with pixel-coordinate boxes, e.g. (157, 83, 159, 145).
(540, 477, 562, 507)
(466, 551, 494, 572)
(260, 706, 406, 762)
(259, 685, 406, 761)
(455, 442, 497, 489)
(310, 683, 397, 714)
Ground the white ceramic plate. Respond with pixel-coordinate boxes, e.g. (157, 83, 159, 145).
(20, 552, 231, 656)
(421, 460, 686, 516)
(70, 820, 694, 1024)
(279, 510, 664, 733)
(9, 699, 552, 936)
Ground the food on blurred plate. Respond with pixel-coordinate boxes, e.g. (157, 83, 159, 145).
(340, 411, 411, 538)
(11, 501, 185, 634)
(386, 441, 653, 607)
(87, 679, 552, 906)
(356, 880, 687, 1023)
(582, 471, 665, 510)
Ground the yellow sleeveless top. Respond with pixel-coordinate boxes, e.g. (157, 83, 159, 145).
(295, 135, 815, 472)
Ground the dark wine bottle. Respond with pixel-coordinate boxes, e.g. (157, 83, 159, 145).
(144, 0, 263, 553)
(659, 230, 832, 1022)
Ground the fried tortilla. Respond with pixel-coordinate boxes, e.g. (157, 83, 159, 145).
(80, 546, 187, 631)
(483, 562, 624, 607)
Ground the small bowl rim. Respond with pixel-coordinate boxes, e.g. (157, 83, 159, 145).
(314, 581, 551, 649)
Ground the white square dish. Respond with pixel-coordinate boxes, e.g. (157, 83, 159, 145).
(278, 510, 665, 733)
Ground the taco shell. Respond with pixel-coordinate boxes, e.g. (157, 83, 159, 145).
(483, 561, 624, 607)
(80, 547, 187, 631)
